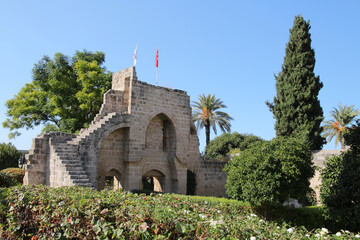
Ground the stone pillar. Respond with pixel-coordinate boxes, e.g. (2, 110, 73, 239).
(23, 135, 49, 185)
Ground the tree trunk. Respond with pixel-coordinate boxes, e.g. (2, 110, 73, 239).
(341, 140, 346, 150)
(264, 204, 271, 220)
(205, 121, 210, 147)
(340, 132, 346, 150)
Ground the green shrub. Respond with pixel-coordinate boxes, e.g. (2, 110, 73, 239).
(0, 172, 18, 188)
(205, 132, 263, 160)
(344, 119, 360, 152)
(225, 137, 314, 212)
(1, 185, 359, 239)
(321, 120, 360, 232)
(253, 206, 327, 231)
(0, 168, 24, 184)
(0, 143, 22, 170)
(0, 188, 8, 228)
(320, 151, 360, 232)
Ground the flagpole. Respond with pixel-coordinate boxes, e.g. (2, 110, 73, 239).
(155, 48, 159, 86)
(156, 67, 158, 86)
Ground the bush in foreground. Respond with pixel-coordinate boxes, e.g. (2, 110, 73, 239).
(0, 172, 18, 188)
(1, 185, 359, 239)
(0, 168, 24, 184)
(321, 120, 360, 232)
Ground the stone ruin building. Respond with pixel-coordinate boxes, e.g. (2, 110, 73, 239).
(23, 67, 226, 196)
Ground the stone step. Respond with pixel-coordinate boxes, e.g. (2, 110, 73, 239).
(65, 166, 83, 171)
(68, 171, 87, 175)
(58, 155, 79, 159)
(62, 160, 81, 165)
(69, 112, 120, 144)
(57, 151, 78, 154)
(73, 178, 91, 182)
(70, 175, 89, 180)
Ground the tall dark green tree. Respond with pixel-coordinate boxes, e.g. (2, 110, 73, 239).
(3, 50, 112, 138)
(267, 15, 325, 150)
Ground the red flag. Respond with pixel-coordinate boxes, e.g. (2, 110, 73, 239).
(155, 49, 159, 68)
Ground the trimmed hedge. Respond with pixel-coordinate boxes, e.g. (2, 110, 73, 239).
(0, 172, 18, 188)
(0, 168, 24, 184)
(1, 185, 359, 239)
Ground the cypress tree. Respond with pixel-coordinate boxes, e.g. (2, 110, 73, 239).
(267, 15, 325, 150)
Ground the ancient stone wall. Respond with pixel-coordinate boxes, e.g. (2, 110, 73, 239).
(97, 127, 129, 190)
(23, 135, 49, 185)
(24, 66, 228, 197)
(187, 124, 228, 197)
(24, 132, 76, 186)
(120, 68, 192, 194)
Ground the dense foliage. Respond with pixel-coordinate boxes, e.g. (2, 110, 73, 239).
(205, 132, 263, 161)
(192, 94, 233, 146)
(344, 119, 360, 152)
(321, 120, 360, 232)
(225, 137, 314, 209)
(3, 50, 112, 138)
(0, 172, 18, 188)
(267, 15, 325, 150)
(0, 142, 22, 170)
(1, 185, 358, 239)
(0, 168, 24, 184)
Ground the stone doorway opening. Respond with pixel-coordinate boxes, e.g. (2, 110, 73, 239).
(142, 170, 165, 192)
(104, 169, 122, 190)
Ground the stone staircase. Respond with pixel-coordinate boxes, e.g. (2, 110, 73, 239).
(51, 112, 129, 188)
(69, 112, 121, 145)
(52, 141, 93, 188)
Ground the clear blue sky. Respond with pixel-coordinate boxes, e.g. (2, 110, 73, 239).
(1, 1, 359, 152)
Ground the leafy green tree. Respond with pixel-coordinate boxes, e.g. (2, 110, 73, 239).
(192, 94, 233, 146)
(344, 119, 360, 152)
(225, 137, 314, 216)
(0, 143, 22, 170)
(205, 132, 263, 161)
(322, 103, 359, 150)
(267, 15, 325, 150)
(321, 121, 360, 231)
(3, 50, 112, 138)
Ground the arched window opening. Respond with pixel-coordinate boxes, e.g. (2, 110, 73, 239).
(142, 170, 165, 192)
(103, 169, 122, 190)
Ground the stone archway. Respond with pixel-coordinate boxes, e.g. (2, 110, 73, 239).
(104, 169, 123, 190)
(145, 113, 178, 193)
(145, 113, 176, 153)
(142, 169, 165, 192)
(97, 127, 129, 190)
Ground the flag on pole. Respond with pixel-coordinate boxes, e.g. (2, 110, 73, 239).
(133, 44, 138, 66)
(155, 48, 159, 85)
(155, 48, 159, 68)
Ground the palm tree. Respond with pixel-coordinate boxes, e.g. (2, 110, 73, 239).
(322, 103, 359, 150)
(192, 94, 233, 146)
